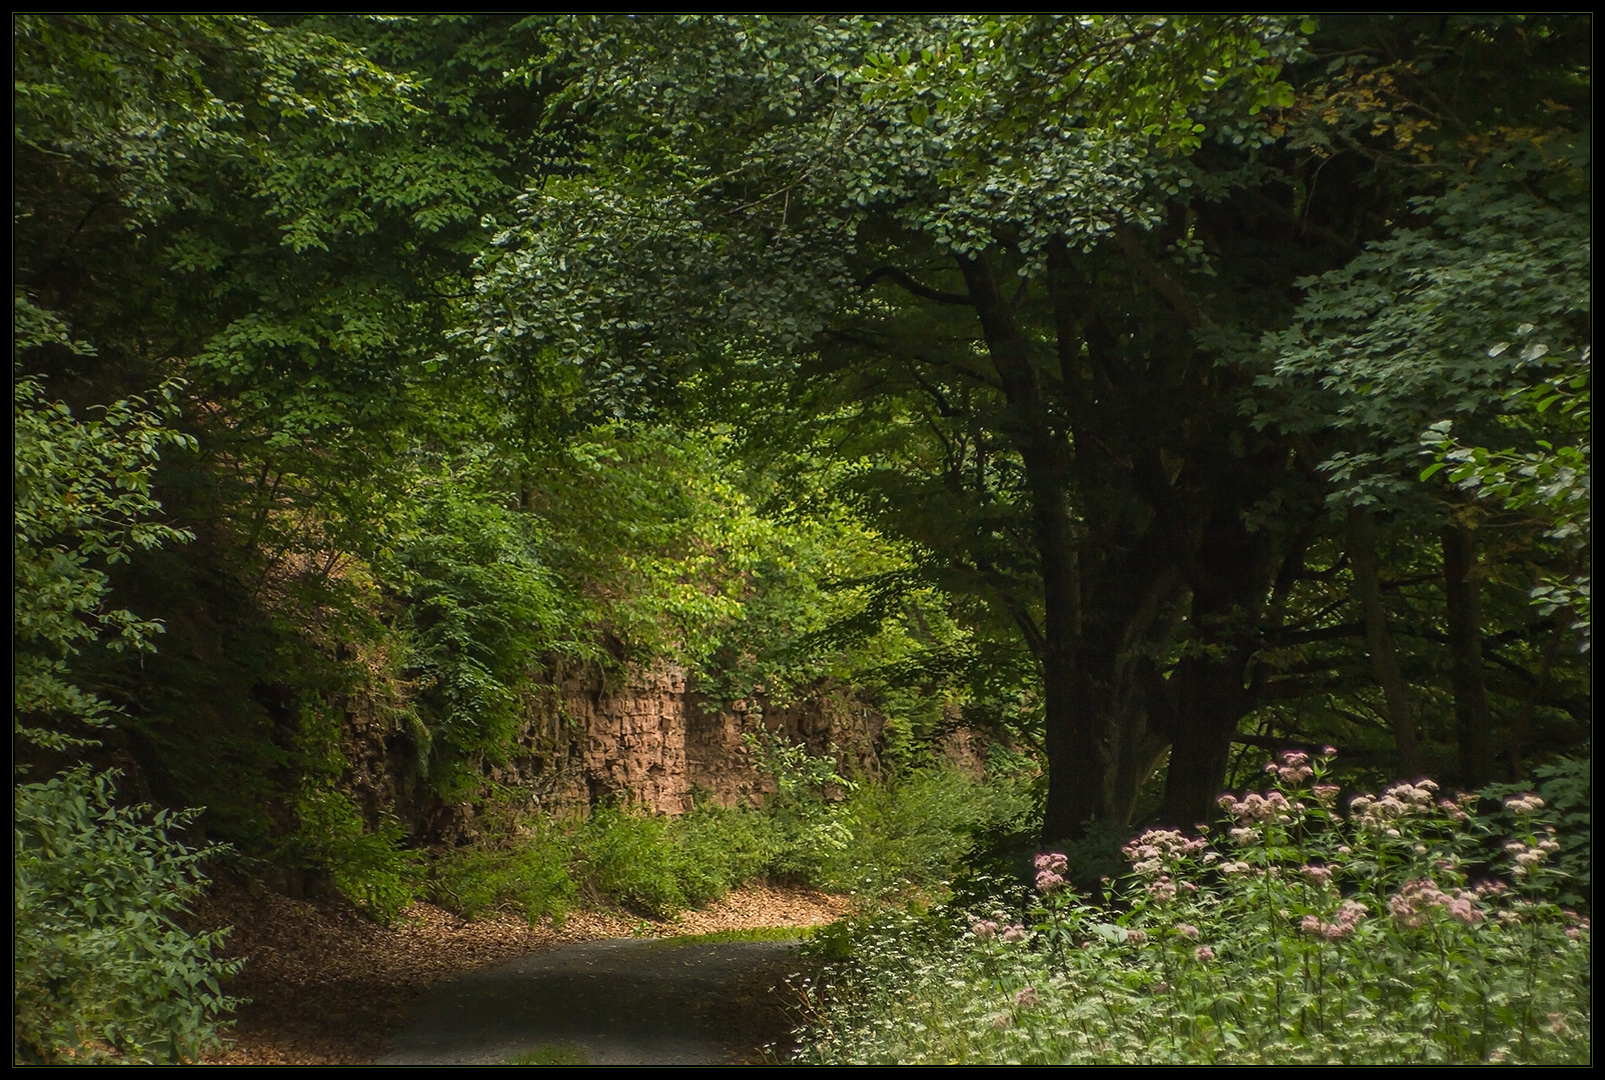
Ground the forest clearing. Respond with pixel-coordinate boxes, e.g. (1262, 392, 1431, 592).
(13, 15, 1590, 1065)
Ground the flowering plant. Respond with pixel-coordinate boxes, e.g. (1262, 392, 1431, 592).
(796, 750, 1590, 1064)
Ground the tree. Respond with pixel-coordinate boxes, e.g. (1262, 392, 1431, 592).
(14, 15, 941, 884)
(12, 13, 1586, 902)
(12, 319, 235, 1063)
(12, 333, 194, 751)
(13, 13, 570, 845)
(477, 14, 1592, 838)
(476, 14, 1340, 838)
(1258, 14, 1591, 787)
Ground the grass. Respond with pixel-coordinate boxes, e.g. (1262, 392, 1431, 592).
(506, 1043, 590, 1065)
(655, 925, 817, 946)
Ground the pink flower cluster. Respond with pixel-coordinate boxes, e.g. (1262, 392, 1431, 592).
(1194, 946, 1215, 962)
(1312, 783, 1342, 803)
(1033, 851, 1069, 893)
(1388, 879, 1483, 928)
(1299, 863, 1334, 887)
(1219, 790, 1294, 826)
(1263, 750, 1314, 784)
(1174, 922, 1200, 939)
(1146, 877, 1177, 903)
(1502, 793, 1546, 815)
(970, 918, 1028, 942)
(1299, 899, 1369, 940)
(1503, 834, 1560, 877)
(1349, 781, 1440, 834)
(1121, 829, 1207, 876)
(1013, 986, 1038, 1007)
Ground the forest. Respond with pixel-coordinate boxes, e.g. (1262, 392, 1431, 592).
(13, 14, 1591, 1065)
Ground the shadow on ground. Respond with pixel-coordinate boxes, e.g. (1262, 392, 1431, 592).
(377, 939, 810, 1065)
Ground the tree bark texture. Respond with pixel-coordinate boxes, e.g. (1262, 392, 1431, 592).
(958, 252, 1100, 844)
(1347, 507, 1421, 776)
(1442, 521, 1493, 787)
(1158, 650, 1252, 829)
(1157, 519, 1273, 830)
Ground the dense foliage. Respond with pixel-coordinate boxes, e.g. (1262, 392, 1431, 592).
(428, 746, 1033, 923)
(14, 769, 239, 1064)
(11, 14, 1590, 1064)
(474, 13, 1590, 836)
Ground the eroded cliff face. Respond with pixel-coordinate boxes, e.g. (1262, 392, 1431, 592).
(342, 662, 886, 841)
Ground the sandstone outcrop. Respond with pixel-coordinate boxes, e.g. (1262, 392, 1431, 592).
(342, 662, 886, 840)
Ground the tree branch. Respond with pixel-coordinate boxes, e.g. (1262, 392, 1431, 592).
(903, 359, 962, 418)
(1262, 618, 1363, 648)
(1295, 554, 1349, 580)
(1012, 609, 1046, 658)
(1111, 224, 1207, 329)
(1230, 732, 1392, 766)
(1257, 676, 1344, 701)
(859, 265, 974, 306)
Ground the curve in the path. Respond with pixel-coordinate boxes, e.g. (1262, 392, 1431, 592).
(376, 938, 804, 1065)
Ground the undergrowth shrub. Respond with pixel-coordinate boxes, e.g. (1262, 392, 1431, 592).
(289, 786, 418, 923)
(430, 819, 577, 924)
(1484, 752, 1591, 910)
(796, 750, 1591, 1065)
(13, 768, 240, 1064)
(745, 732, 1037, 900)
(426, 800, 781, 921)
(671, 800, 789, 898)
(818, 767, 1037, 897)
(575, 806, 695, 916)
(422, 737, 1034, 922)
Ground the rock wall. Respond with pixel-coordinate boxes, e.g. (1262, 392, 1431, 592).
(502, 663, 885, 815)
(343, 662, 886, 840)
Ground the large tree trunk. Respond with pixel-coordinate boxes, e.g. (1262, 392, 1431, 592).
(1084, 560, 1182, 826)
(958, 252, 1100, 844)
(1442, 521, 1493, 787)
(1097, 642, 1173, 826)
(1159, 649, 1253, 829)
(1347, 507, 1421, 776)
(1157, 525, 1271, 830)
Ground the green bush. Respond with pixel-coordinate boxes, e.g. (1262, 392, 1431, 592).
(673, 800, 789, 902)
(426, 817, 576, 924)
(742, 734, 1039, 900)
(429, 798, 788, 923)
(13, 768, 240, 1064)
(389, 486, 569, 799)
(423, 738, 1034, 923)
(429, 814, 577, 925)
(575, 806, 698, 917)
(1484, 752, 1592, 910)
(290, 786, 419, 923)
(742, 731, 1037, 898)
(817, 766, 1036, 897)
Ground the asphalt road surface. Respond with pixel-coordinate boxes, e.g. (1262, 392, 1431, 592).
(377, 938, 806, 1065)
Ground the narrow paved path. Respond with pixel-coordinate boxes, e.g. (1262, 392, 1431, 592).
(376, 938, 805, 1065)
